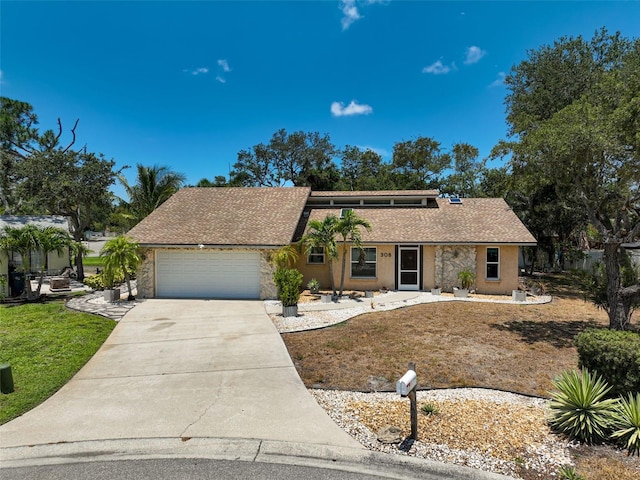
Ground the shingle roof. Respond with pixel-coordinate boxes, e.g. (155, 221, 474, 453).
(128, 187, 311, 246)
(302, 198, 536, 245)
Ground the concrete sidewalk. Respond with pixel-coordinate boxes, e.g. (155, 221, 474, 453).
(0, 300, 360, 450)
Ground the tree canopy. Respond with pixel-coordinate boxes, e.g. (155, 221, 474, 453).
(503, 28, 640, 329)
(117, 164, 185, 227)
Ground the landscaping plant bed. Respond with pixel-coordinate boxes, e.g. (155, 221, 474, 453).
(282, 284, 639, 479)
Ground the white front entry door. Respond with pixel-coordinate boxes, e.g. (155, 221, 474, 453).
(398, 246, 420, 291)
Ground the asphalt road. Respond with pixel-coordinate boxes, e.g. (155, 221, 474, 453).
(0, 459, 401, 480)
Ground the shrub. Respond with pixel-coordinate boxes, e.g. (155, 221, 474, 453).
(611, 392, 640, 456)
(549, 368, 619, 443)
(559, 465, 585, 480)
(457, 268, 476, 289)
(420, 402, 439, 415)
(83, 271, 126, 291)
(576, 328, 640, 397)
(274, 268, 303, 307)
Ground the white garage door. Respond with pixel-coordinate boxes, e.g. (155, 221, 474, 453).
(156, 250, 261, 299)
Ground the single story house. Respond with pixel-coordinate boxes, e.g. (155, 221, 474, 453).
(128, 187, 536, 300)
(0, 215, 72, 297)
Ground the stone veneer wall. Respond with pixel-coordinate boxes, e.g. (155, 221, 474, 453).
(135, 247, 278, 300)
(136, 248, 155, 299)
(434, 245, 477, 292)
(259, 250, 278, 299)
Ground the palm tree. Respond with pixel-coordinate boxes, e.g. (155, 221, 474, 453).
(118, 164, 185, 225)
(335, 210, 372, 297)
(32, 227, 72, 297)
(299, 215, 339, 298)
(100, 235, 141, 300)
(0, 225, 71, 300)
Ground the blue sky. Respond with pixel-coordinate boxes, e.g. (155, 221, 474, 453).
(2, 1, 639, 198)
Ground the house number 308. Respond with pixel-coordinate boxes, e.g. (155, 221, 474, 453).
(380, 252, 392, 258)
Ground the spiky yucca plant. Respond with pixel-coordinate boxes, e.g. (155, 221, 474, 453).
(611, 392, 640, 456)
(559, 465, 585, 480)
(549, 368, 618, 443)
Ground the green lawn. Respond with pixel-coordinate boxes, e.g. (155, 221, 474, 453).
(0, 301, 116, 424)
(82, 256, 105, 267)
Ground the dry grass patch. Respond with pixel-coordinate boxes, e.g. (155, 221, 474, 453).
(282, 277, 640, 479)
(283, 297, 611, 397)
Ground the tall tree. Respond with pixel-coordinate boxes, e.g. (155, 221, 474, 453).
(230, 129, 339, 190)
(299, 215, 339, 297)
(504, 28, 640, 329)
(440, 143, 485, 197)
(391, 137, 451, 190)
(118, 164, 185, 225)
(337, 146, 394, 191)
(0, 98, 39, 214)
(335, 210, 372, 297)
(21, 148, 116, 280)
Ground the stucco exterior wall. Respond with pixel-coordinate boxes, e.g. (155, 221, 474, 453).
(48, 251, 69, 273)
(475, 245, 520, 294)
(297, 244, 396, 292)
(422, 246, 436, 289)
(136, 247, 278, 300)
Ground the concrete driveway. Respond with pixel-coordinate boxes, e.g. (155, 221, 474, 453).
(0, 300, 361, 450)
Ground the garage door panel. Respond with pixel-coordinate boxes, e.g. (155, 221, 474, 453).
(156, 250, 261, 299)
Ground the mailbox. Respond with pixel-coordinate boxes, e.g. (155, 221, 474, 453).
(396, 369, 417, 396)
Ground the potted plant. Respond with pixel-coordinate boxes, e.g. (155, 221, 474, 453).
(512, 289, 527, 302)
(102, 268, 121, 302)
(307, 278, 320, 294)
(431, 285, 441, 295)
(454, 268, 475, 298)
(274, 268, 303, 317)
(100, 236, 141, 301)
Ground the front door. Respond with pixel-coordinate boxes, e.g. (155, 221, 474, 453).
(398, 246, 420, 290)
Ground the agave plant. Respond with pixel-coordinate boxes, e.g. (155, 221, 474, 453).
(558, 465, 585, 480)
(549, 368, 618, 443)
(611, 392, 640, 456)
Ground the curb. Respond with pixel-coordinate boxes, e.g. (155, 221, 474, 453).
(0, 437, 516, 480)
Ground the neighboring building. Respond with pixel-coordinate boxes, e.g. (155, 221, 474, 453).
(0, 216, 72, 297)
(128, 187, 536, 300)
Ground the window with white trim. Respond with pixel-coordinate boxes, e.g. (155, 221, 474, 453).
(307, 247, 325, 264)
(351, 247, 377, 278)
(486, 247, 500, 279)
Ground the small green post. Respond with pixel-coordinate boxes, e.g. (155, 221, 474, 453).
(0, 363, 14, 394)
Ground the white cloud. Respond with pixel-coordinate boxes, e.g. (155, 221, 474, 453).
(216, 76, 227, 84)
(331, 100, 373, 117)
(184, 67, 209, 75)
(217, 59, 231, 72)
(422, 60, 451, 75)
(464, 46, 487, 65)
(489, 71, 506, 88)
(340, 0, 361, 30)
(356, 145, 390, 158)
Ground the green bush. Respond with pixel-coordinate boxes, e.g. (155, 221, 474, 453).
(549, 368, 619, 444)
(559, 465, 585, 480)
(274, 268, 303, 307)
(83, 271, 126, 291)
(611, 392, 640, 456)
(576, 328, 640, 396)
(420, 402, 439, 416)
